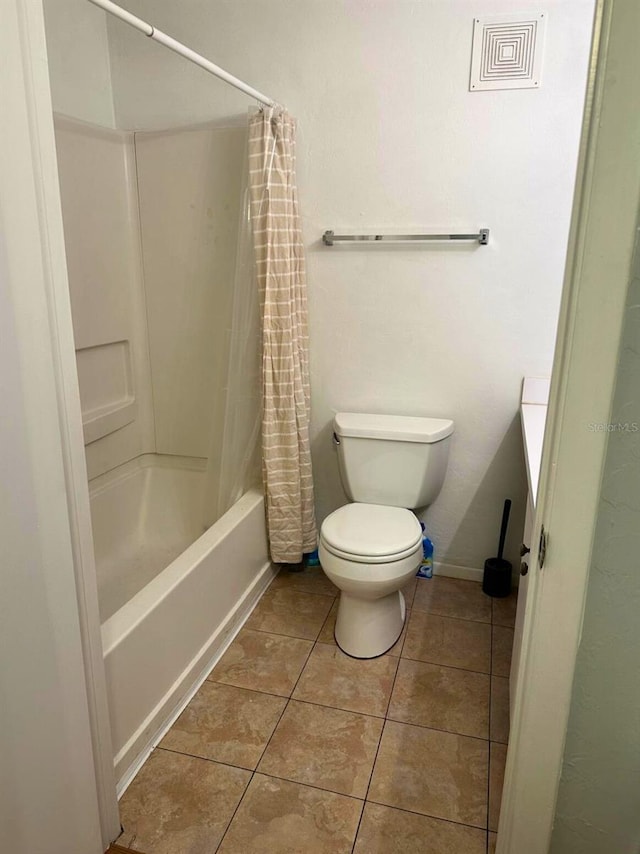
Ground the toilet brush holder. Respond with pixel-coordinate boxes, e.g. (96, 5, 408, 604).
(482, 556, 512, 597)
(482, 498, 513, 598)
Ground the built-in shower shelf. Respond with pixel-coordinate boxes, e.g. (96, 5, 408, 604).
(76, 339, 137, 444)
(82, 398, 138, 445)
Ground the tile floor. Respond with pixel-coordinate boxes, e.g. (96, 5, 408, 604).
(117, 570, 516, 854)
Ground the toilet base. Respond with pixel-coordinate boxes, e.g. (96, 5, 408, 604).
(334, 589, 406, 659)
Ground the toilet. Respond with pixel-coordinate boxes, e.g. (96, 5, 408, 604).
(319, 412, 454, 658)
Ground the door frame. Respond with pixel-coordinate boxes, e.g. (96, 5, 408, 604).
(498, 1, 640, 850)
(2, 0, 121, 847)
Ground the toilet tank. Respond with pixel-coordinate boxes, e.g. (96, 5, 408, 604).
(334, 412, 454, 509)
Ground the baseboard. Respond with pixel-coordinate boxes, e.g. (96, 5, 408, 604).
(433, 561, 484, 583)
(115, 559, 276, 796)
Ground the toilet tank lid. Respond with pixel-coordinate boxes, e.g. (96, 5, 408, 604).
(334, 412, 454, 443)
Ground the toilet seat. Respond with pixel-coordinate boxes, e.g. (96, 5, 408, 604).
(320, 503, 422, 564)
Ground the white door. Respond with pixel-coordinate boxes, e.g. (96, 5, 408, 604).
(0, 0, 121, 849)
(509, 495, 533, 718)
(497, 1, 640, 851)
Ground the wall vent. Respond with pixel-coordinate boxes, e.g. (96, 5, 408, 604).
(470, 12, 546, 91)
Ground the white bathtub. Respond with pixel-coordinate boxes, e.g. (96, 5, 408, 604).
(90, 455, 273, 790)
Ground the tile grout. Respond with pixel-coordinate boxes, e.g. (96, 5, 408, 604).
(399, 652, 492, 676)
(361, 796, 495, 834)
(365, 795, 491, 833)
(250, 768, 367, 802)
(131, 743, 495, 849)
(384, 713, 491, 743)
(267, 586, 338, 599)
(168, 683, 495, 750)
(213, 593, 323, 854)
(129, 575, 515, 853)
(411, 610, 493, 625)
(349, 690, 396, 849)
(237, 612, 504, 645)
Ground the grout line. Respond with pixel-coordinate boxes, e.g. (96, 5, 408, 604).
(199, 678, 495, 741)
(317, 600, 337, 642)
(399, 651, 492, 676)
(350, 723, 382, 853)
(147, 582, 500, 852)
(156, 746, 367, 804)
(313, 637, 404, 663)
(350, 635, 404, 853)
(157, 745, 253, 774)
(411, 607, 493, 626)
(285, 694, 387, 720)
(364, 796, 493, 834)
(250, 768, 366, 801)
(379, 710, 491, 743)
(236, 624, 324, 642)
(487, 615, 494, 836)
(211, 770, 252, 854)
(260, 579, 338, 600)
(269, 582, 338, 599)
(384, 714, 490, 742)
(207, 678, 294, 701)
(254, 638, 317, 767)
(214, 629, 318, 853)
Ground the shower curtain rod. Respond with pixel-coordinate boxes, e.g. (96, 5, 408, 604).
(87, 0, 280, 108)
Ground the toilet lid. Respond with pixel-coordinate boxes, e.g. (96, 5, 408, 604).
(321, 504, 422, 560)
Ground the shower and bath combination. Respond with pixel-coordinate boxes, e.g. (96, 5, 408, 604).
(66, 0, 315, 788)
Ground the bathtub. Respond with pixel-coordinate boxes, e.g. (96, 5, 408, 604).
(90, 454, 273, 790)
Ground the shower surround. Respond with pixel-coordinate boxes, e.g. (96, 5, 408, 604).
(55, 114, 269, 786)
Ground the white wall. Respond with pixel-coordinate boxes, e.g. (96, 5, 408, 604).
(106, 0, 594, 571)
(550, 218, 640, 854)
(43, 0, 115, 127)
(54, 117, 155, 479)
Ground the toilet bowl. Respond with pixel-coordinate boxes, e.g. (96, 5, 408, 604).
(319, 504, 422, 657)
(319, 412, 454, 659)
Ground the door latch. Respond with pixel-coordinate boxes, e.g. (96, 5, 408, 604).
(538, 525, 547, 569)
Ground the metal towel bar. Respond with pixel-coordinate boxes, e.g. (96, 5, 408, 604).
(322, 228, 490, 246)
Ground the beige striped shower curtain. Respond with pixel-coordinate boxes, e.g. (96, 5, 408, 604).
(248, 109, 317, 564)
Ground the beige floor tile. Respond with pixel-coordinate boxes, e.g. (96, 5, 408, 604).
(258, 700, 383, 797)
(413, 576, 492, 623)
(489, 742, 508, 832)
(402, 576, 419, 608)
(489, 831, 498, 853)
(490, 676, 510, 744)
(492, 626, 514, 677)
(353, 802, 486, 854)
(317, 599, 339, 644)
(293, 641, 398, 716)
(118, 749, 250, 854)
(492, 590, 518, 627)
(402, 610, 491, 672)
(217, 774, 363, 854)
(369, 721, 488, 827)
(159, 682, 286, 769)
(270, 565, 337, 598)
(245, 587, 333, 640)
(388, 658, 489, 738)
(209, 629, 312, 697)
(318, 599, 407, 655)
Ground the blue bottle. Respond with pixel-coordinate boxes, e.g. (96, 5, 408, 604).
(417, 522, 434, 579)
(305, 549, 320, 567)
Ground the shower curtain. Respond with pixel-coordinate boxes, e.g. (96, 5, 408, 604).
(203, 155, 262, 531)
(248, 109, 317, 564)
